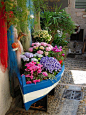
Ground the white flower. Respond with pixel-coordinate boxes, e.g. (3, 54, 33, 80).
(37, 54, 43, 58)
(31, 58, 38, 62)
(33, 53, 43, 58)
(30, 14, 34, 19)
(23, 57, 29, 62)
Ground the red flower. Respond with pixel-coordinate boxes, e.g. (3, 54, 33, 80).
(59, 60, 62, 64)
(4, 11, 14, 20)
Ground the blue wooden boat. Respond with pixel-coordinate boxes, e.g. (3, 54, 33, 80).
(17, 64, 65, 110)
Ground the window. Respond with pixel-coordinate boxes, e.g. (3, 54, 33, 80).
(75, 0, 86, 9)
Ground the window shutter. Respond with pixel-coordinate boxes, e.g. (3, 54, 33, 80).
(75, 0, 86, 9)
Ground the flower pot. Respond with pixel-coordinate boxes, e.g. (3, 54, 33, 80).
(17, 64, 65, 110)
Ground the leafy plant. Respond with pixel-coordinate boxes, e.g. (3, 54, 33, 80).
(40, 6, 76, 44)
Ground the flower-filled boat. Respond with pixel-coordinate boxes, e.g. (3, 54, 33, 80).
(17, 42, 65, 110)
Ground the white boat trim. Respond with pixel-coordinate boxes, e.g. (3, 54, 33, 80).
(23, 80, 60, 103)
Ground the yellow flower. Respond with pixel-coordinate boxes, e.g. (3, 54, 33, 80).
(40, 46, 44, 50)
(45, 52, 49, 56)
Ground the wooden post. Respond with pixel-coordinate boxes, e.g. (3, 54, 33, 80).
(34, 12, 41, 30)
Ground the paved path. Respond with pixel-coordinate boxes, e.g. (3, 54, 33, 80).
(6, 54, 86, 115)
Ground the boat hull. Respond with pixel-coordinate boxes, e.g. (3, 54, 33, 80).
(18, 64, 65, 110)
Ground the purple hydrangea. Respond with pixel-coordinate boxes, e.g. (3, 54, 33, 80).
(24, 52, 33, 58)
(20, 55, 29, 61)
(40, 56, 61, 73)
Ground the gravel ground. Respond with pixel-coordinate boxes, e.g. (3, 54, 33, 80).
(6, 54, 86, 115)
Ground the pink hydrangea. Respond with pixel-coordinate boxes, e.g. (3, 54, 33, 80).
(37, 50, 43, 54)
(33, 46, 38, 49)
(42, 72, 48, 77)
(41, 42, 47, 47)
(28, 47, 33, 52)
(47, 44, 53, 50)
(46, 47, 51, 51)
(35, 42, 41, 47)
(32, 43, 35, 46)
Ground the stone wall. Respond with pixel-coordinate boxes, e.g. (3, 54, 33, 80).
(66, 0, 86, 41)
(65, 0, 86, 52)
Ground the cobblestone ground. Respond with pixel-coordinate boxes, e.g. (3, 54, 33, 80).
(6, 54, 86, 115)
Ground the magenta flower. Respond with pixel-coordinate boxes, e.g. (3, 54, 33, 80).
(25, 74, 33, 79)
(37, 69, 42, 73)
(42, 72, 48, 77)
(25, 74, 30, 77)
(59, 46, 62, 49)
(52, 45, 62, 52)
(26, 81, 32, 84)
(62, 53, 65, 56)
(21, 74, 24, 77)
(33, 79, 40, 84)
(37, 50, 43, 54)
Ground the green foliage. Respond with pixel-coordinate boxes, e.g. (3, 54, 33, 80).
(0, 0, 33, 33)
(52, 36, 69, 47)
(40, 6, 76, 44)
(32, 0, 48, 13)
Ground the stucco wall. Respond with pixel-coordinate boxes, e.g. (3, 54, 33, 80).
(0, 0, 12, 114)
(0, 69, 12, 115)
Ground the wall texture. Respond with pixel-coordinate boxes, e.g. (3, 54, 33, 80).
(65, 0, 86, 52)
(0, 0, 12, 114)
(66, 0, 86, 41)
(0, 69, 12, 115)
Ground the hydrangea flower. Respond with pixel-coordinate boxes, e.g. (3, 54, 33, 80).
(24, 52, 33, 58)
(37, 50, 43, 54)
(33, 53, 43, 58)
(40, 56, 61, 73)
(28, 47, 33, 52)
(31, 58, 38, 62)
(29, 42, 53, 57)
(20, 55, 29, 61)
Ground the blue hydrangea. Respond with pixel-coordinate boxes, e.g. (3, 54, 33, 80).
(40, 56, 61, 73)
